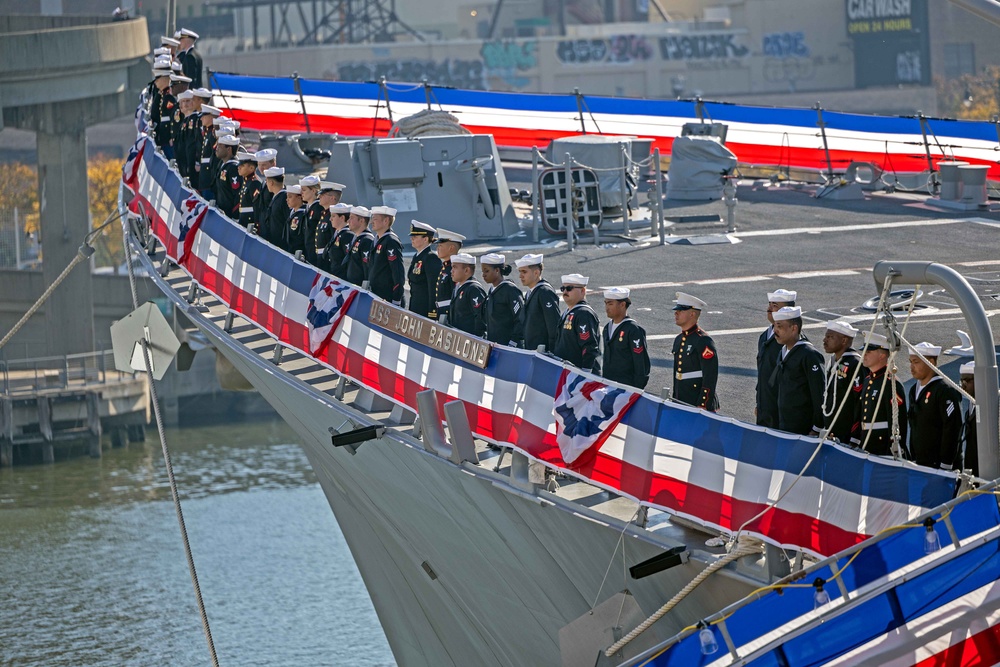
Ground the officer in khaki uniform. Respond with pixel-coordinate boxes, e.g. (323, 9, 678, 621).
(671, 292, 719, 411)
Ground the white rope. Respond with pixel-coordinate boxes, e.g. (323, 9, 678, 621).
(591, 506, 640, 610)
(122, 206, 221, 667)
(603, 536, 761, 657)
(388, 109, 470, 138)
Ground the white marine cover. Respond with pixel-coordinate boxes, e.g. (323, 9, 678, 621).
(665, 135, 737, 201)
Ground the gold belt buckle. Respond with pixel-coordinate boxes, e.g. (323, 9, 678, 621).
(675, 371, 683, 381)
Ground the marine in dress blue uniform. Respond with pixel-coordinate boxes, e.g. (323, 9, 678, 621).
(601, 287, 650, 390)
(235, 153, 262, 229)
(851, 333, 908, 456)
(671, 292, 719, 411)
(433, 229, 465, 323)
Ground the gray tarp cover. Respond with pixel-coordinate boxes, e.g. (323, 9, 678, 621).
(666, 136, 737, 201)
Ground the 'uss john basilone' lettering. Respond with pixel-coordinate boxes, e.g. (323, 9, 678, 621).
(368, 301, 492, 368)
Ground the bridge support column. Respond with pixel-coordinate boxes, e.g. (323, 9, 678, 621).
(37, 122, 95, 355)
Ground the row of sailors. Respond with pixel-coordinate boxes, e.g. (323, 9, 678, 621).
(142, 88, 979, 476)
(751, 289, 979, 475)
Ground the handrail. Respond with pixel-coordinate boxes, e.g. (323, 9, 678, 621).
(0, 349, 130, 396)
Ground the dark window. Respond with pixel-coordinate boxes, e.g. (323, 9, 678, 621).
(943, 43, 975, 78)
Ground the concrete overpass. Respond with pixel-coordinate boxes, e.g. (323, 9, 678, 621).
(0, 15, 149, 356)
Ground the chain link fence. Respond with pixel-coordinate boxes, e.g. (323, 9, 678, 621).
(0, 207, 41, 270)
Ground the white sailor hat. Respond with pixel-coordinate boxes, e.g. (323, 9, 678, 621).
(152, 69, 172, 78)
(604, 287, 631, 300)
(179, 28, 200, 40)
(330, 203, 353, 215)
(960, 360, 975, 375)
(673, 292, 706, 311)
(319, 181, 346, 194)
(561, 273, 589, 286)
(515, 253, 543, 268)
(170, 73, 192, 83)
(215, 126, 235, 137)
(212, 115, 230, 126)
(825, 320, 858, 338)
(299, 175, 320, 187)
(153, 47, 171, 56)
(160, 36, 180, 47)
(370, 205, 396, 216)
(435, 228, 466, 244)
(409, 220, 436, 236)
(177, 90, 194, 100)
(480, 253, 505, 265)
(451, 253, 476, 265)
(863, 332, 891, 351)
(200, 105, 221, 116)
(223, 119, 240, 130)
(170, 61, 182, 72)
(217, 135, 240, 147)
(767, 289, 797, 303)
(263, 166, 285, 178)
(909, 341, 942, 357)
(772, 306, 802, 321)
(286, 184, 302, 195)
(254, 149, 278, 162)
(350, 205, 371, 218)
(192, 90, 212, 101)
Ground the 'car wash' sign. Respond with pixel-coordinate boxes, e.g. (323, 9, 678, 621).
(846, 0, 930, 87)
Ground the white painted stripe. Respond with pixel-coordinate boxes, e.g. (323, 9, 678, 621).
(608, 266, 871, 292)
(735, 218, 967, 238)
(775, 269, 860, 279)
(691, 276, 770, 286)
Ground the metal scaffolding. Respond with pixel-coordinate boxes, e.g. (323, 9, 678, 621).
(208, 0, 425, 48)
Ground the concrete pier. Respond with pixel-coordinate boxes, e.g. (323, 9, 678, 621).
(0, 350, 149, 466)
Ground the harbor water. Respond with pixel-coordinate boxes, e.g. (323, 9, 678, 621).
(0, 418, 395, 666)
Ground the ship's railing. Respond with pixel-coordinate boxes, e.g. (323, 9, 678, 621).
(625, 483, 1000, 666)
(123, 131, 959, 559)
(208, 71, 1000, 186)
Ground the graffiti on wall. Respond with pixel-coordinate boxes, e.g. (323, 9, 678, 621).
(762, 32, 810, 58)
(480, 40, 537, 88)
(336, 41, 538, 91)
(659, 34, 749, 60)
(556, 35, 655, 64)
(337, 59, 486, 90)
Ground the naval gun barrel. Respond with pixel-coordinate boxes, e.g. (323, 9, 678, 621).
(873, 260, 1000, 480)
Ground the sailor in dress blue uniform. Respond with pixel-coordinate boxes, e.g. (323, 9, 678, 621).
(671, 292, 719, 411)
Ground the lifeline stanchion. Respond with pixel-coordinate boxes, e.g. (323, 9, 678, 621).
(564, 153, 575, 251)
(531, 146, 540, 243)
(654, 148, 666, 245)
